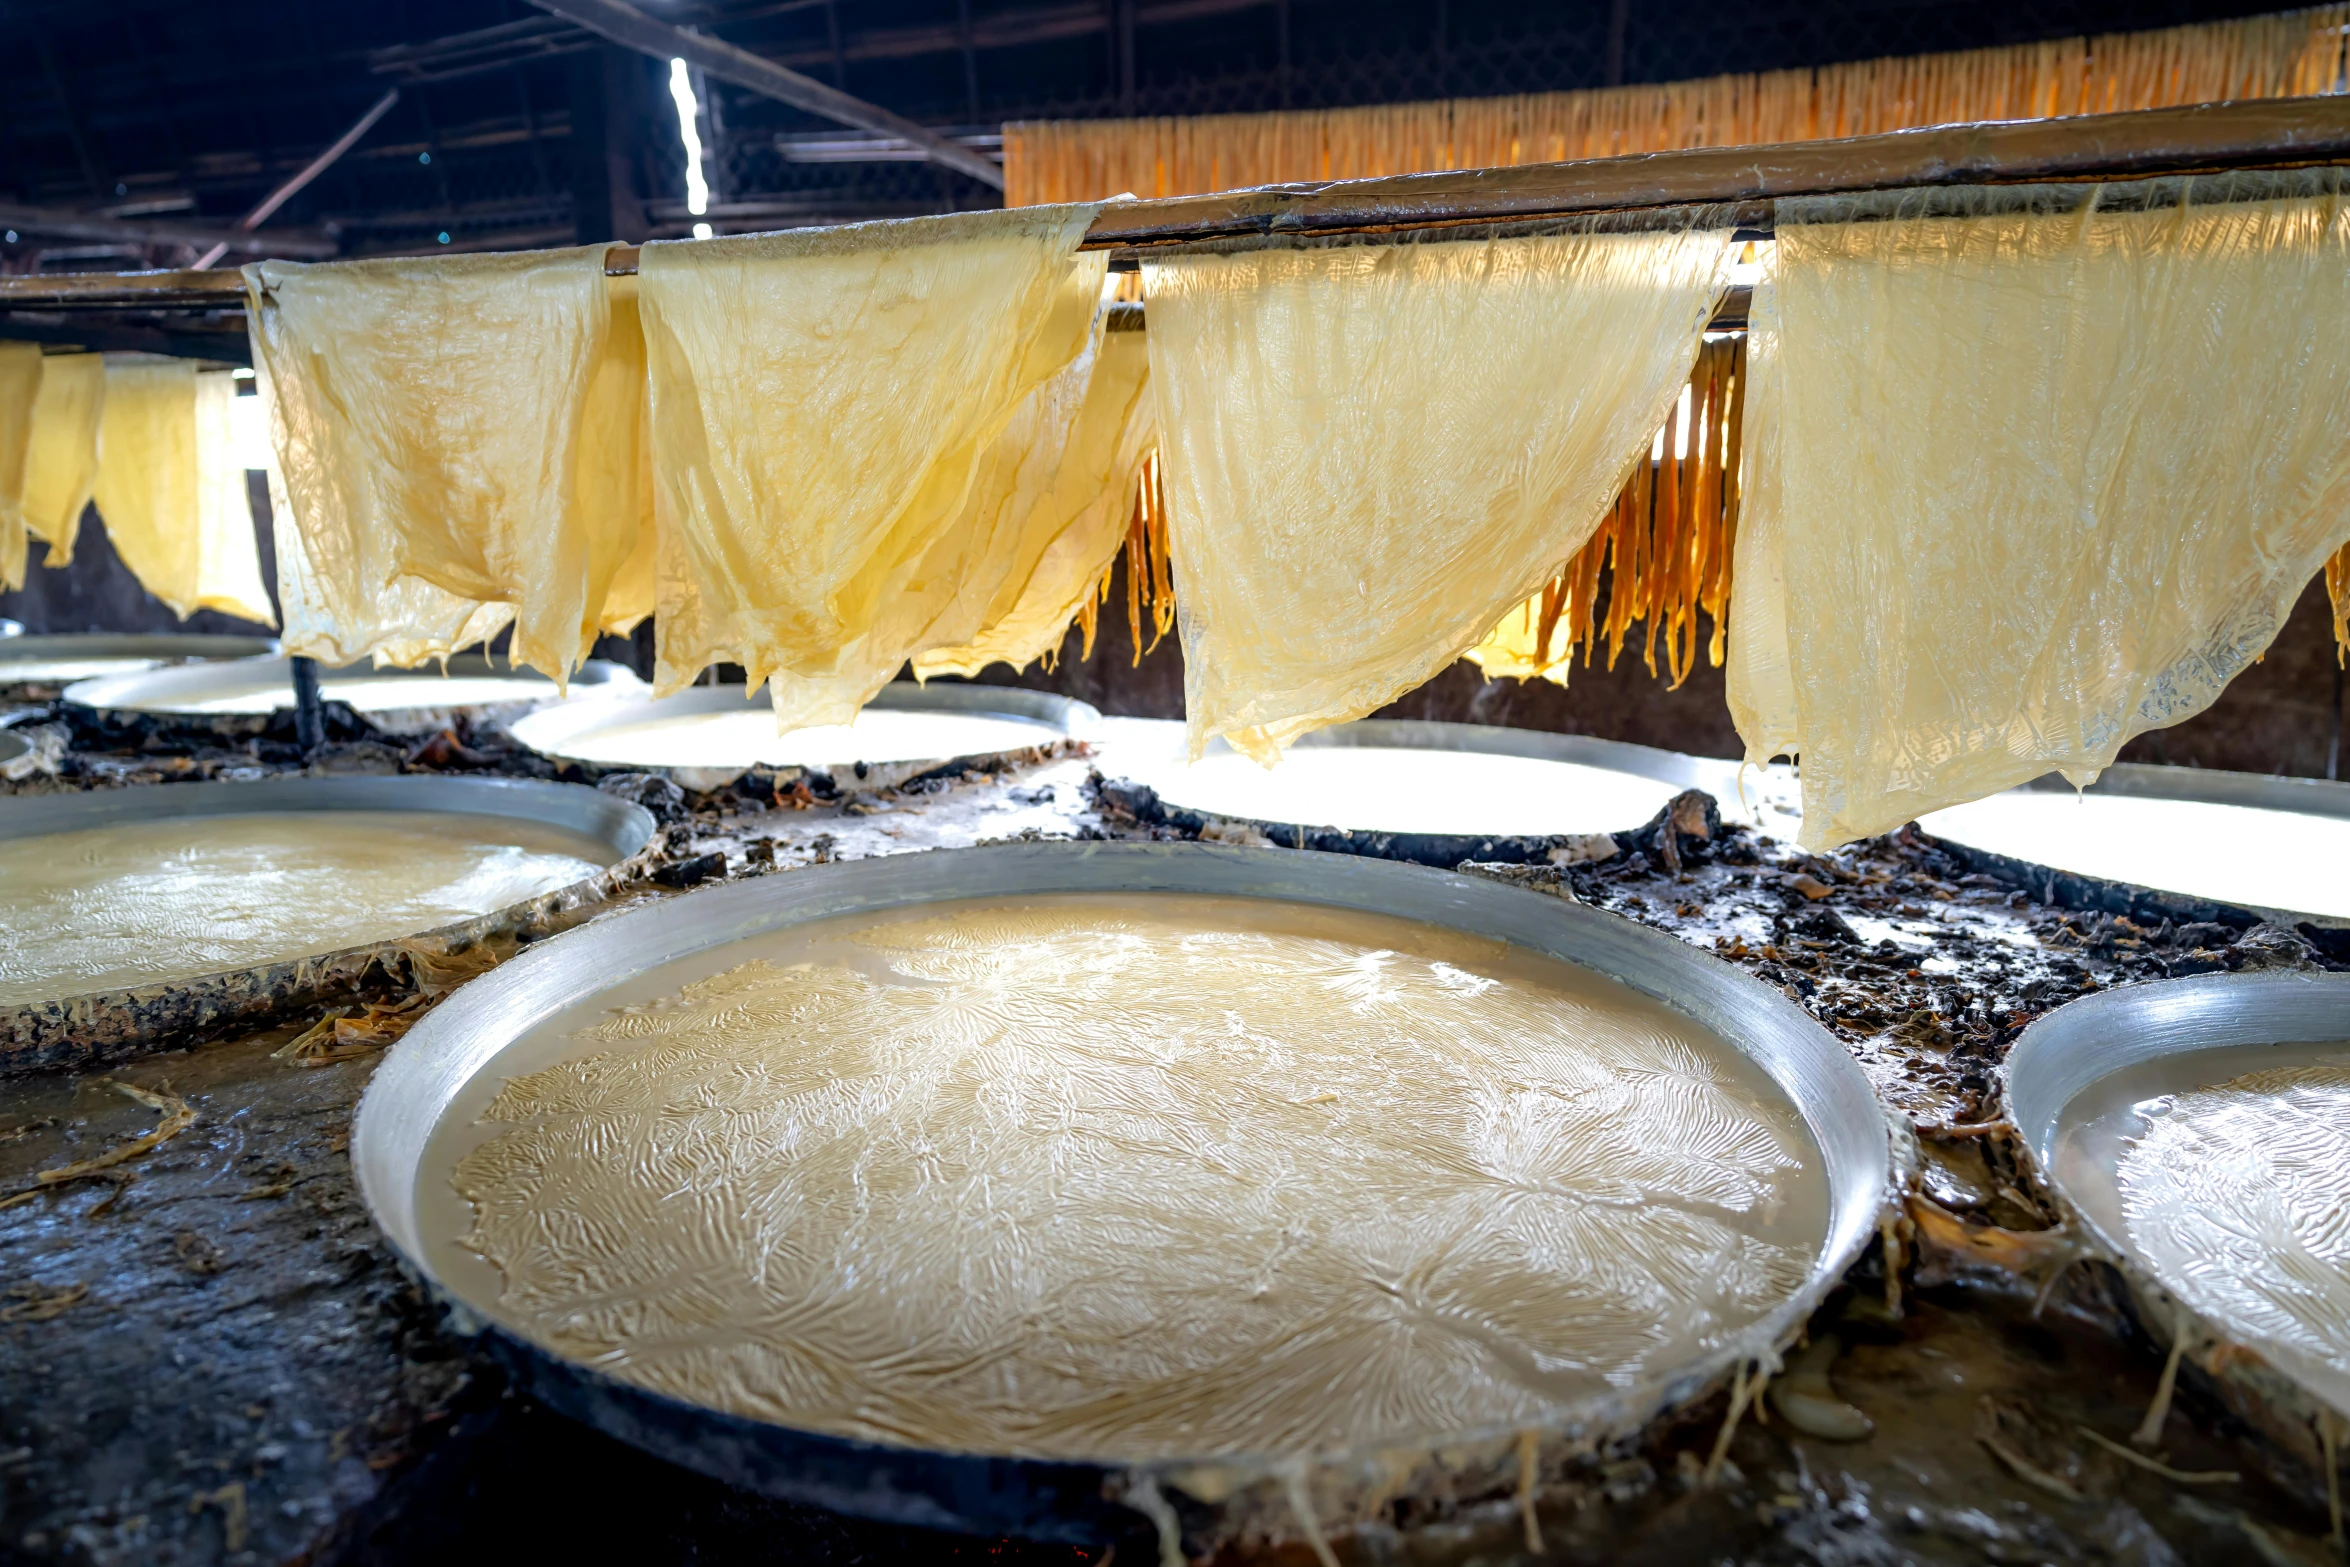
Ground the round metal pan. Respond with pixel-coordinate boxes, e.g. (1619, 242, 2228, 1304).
(1094, 717, 1793, 869)
(0, 633, 279, 697)
(62, 653, 645, 740)
(1, 775, 656, 1074)
(354, 840, 1890, 1552)
(2005, 973, 2350, 1428)
(1918, 764, 2350, 941)
(507, 680, 1101, 792)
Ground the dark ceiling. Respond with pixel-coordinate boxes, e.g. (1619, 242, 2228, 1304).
(0, 0, 2301, 271)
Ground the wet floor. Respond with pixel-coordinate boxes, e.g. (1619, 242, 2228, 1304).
(1, 715, 2341, 1565)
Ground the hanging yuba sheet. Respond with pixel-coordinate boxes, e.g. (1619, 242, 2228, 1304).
(637, 204, 1107, 725)
(244, 248, 646, 678)
(1730, 171, 2350, 850)
(88, 359, 275, 626)
(911, 321, 1156, 680)
(16, 352, 105, 577)
(0, 342, 42, 593)
(1142, 224, 1732, 764)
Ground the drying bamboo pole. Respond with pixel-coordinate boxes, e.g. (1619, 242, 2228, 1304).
(8, 93, 2350, 314)
(1075, 93, 2350, 256)
(8, 93, 2344, 676)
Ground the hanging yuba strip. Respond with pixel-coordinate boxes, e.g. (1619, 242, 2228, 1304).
(1064, 447, 1175, 668)
(1339, 342, 1733, 692)
(1464, 336, 1747, 690)
(2329, 538, 2350, 668)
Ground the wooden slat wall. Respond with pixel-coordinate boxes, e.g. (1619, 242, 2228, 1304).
(1007, 7, 2350, 206)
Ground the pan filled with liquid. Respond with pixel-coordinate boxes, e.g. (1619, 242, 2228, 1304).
(2005, 971, 2350, 1467)
(508, 680, 1099, 792)
(0, 774, 655, 1070)
(0, 633, 277, 698)
(62, 653, 644, 739)
(1094, 717, 1792, 867)
(1918, 764, 2350, 930)
(354, 839, 1888, 1555)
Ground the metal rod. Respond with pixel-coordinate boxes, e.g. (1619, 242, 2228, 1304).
(11, 94, 2349, 314)
(524, 0, 1006, 189)
(192, 89, 402, 270)
(2331, 659, 2342, 782)
(0, 202, 337, 259)
(290, 656, 325, 756)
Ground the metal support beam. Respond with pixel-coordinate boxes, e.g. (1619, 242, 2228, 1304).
(569, 46, 649, 245)
(1116, 0, 1137, 112)
(958, 0, 981, 124)
(1276, 0, 1290, 107)
(31, 26, 106, 201)
(290, 656, 326, 757)
(192, 89, 400, 270)
(0, 203, 337, 259)
(523, 0, 1005, 190)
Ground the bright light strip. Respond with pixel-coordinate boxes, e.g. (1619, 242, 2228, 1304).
(227, 387, 274, 470)
(668, 58, 710, 220)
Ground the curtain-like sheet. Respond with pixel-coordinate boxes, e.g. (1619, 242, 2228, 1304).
(1143, 225, 1731, 763)
(1729, 172, 2350, 849)
(87, 360, 275, 626)
(912, 323, 1156, 680)
(582, 278, 656, 638)
(244, 247, 638, 677)
(637, 204, 1105, 723)
(250, 323, 514, 670)
(1725, 254, 1797, 775)
(0, 343, 41, 593)
(92, 361, 201, 615)
(20, 352, 104, 571)
(190, 371, 276, 626)
(264, 457, 512, 669)
(757, 280, 1116, 725)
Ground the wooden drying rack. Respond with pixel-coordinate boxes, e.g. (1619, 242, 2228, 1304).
(5, 93, 2350, 324)
(12, 91, 2350, 747)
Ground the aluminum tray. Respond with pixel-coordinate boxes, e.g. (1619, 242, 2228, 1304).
(1919, 763, 2350, 937)
(0, 775, 656, 1073)
(507, 680, 1101, 792)
(354, 840, 1889, 1554)
(2005, 973, 2350, 1438)
(1095, 717, 1792, 869)
(63, 653, 644, 739)
(0, 633, 278, 695)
